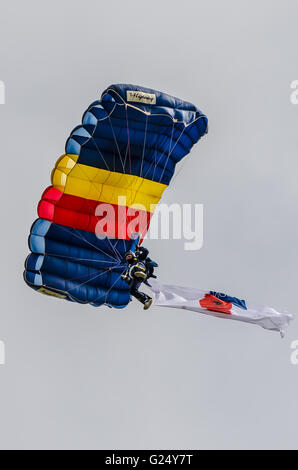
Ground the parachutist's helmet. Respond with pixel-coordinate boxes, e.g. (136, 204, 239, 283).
(136, 246, 148, 261)
(125, 251, 136, 263)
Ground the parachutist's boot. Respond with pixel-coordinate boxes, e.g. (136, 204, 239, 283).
(134, 270, 147, 279)
(143, 297, 153, 310)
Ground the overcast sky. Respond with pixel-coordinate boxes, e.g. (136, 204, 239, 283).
(0, 0, 298, 450)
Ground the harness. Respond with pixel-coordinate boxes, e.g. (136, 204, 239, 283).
(128, 262, 146, 279)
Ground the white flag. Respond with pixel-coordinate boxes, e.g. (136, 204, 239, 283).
(148, 280, 294, 336)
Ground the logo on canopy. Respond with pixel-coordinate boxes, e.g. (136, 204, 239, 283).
(127, 90, 156, 104)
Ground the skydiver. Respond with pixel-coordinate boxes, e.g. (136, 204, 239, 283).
(121, 248, 158, 310)
(135, 246, 158, 284)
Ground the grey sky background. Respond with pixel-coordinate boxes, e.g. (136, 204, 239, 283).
(0, 0, 298, 450)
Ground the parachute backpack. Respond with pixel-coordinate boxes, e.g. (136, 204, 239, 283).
(24, 84, 208, 307)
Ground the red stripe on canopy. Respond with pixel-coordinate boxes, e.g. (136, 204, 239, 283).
(38, 186, 152, 241)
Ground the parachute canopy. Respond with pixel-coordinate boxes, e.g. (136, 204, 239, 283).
(24, 84, 208, 307)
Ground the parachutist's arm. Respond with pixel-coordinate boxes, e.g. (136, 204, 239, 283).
(144, 258, 158, 279)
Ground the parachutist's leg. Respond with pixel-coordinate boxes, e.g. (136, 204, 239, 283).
(130, 280, 147, 302)
(130, 280, 152, 309)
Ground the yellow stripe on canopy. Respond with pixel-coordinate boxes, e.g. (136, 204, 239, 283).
(51, 154, 167, 213)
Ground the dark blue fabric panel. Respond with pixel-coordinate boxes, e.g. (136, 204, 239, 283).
(65, 84, 208, 186)
(24, 220, 134, 308)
